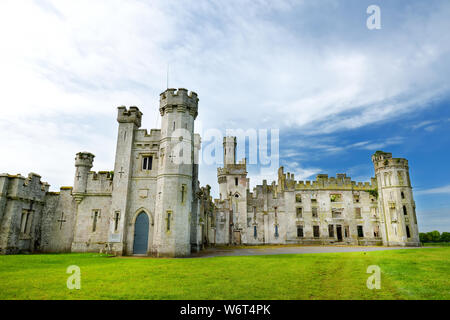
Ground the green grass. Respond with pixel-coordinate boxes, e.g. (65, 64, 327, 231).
(0, 248, 449, 300)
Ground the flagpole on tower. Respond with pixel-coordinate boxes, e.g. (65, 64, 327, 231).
(166, 62, 169, 89)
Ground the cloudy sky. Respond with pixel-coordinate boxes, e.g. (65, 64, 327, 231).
(1, 0, 449, 232)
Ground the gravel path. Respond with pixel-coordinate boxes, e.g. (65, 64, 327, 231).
(189, 245, 424, 258)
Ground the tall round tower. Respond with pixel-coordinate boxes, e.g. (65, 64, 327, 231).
(223, 136, 236, 166)
(73, 152, 95, 200)
(153, 88, 199, 257)
(372, 151, 420, 246)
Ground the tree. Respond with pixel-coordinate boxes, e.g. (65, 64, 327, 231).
(419, 233, 431, 243)
(440, 232, 450, 242)
(427, 230, 441, 242)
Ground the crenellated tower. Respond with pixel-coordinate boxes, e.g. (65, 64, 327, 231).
(153, 88, 199, 257)
(217, 136, 248, 244)
(73, 152, 95, 202)
(372, 151, 420, 246)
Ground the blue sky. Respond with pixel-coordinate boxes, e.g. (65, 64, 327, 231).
(0, 0, 449, 231)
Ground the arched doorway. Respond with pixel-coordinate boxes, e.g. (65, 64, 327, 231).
(133, 212, 149, 254)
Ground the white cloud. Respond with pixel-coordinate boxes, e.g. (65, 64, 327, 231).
(0, 0, 450, 191)
(416, 185, 450, 196)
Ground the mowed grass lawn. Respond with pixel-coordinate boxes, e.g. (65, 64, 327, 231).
(0, 247, 449, 300)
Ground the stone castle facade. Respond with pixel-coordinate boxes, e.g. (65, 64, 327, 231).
(207, 138, 420, 247)
(0, 88, 420, 257)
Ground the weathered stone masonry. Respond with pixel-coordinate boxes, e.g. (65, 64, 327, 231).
(0, 88, 420, 256)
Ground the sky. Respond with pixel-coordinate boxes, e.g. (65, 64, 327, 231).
(0, 0, 449, 232)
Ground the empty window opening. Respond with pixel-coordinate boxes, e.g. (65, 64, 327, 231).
(357, 225, 364, 238)
(167, 211, 172, 231)
(374, 225, 380, 238)
(406, 225, 411, 238)
(274, 225, 279, 238)
(297, 226, 304, 238)
(330, 194, 342, 202)
(142, 156, 153, 170)
(313, 226, 320, 238)
(92, 210, 99, 232)
(328, 224, 334, 237)
(235, 177, 238, 186)
(296, 207, 303, 219)
(181, 185, 187, 203)
(114, 211, 120, 231)
(403, 205, 407, 216)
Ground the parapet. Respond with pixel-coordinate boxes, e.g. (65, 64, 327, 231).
(223, 136, 237, 145)
(372, 151, 408, 171)
(0, 172, 49, 201)
(159, 88, 199, 119)
(117, 106, 143, 127)
(217, 164, 247, 177)
(85, 171, 113, 194)
(75, 152, 95, 168)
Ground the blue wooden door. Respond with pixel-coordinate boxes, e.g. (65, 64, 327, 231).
(133, 212, 149, 254)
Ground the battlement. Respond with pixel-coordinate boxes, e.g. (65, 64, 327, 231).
(293, 174, 376, 191)
(372, 151, 408, 171)
(0, 172, 49, 200)
(117, 106, 143, 127)
(85, 171, 113, 194)
(75, 152, 95, 167)
(135, 128, 162, 142)
(159, 88, 199, 119)
(88, 171, 114, 181)
(223, 136, 237, 145)
(217, 164, 247, 177)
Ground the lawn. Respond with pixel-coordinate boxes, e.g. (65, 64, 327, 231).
(0, 247, 449, 300)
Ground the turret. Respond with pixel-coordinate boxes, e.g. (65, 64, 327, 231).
(372, 151, 419, 246)
(223, 136, 236, 166)
(73, 152, 95, 195)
